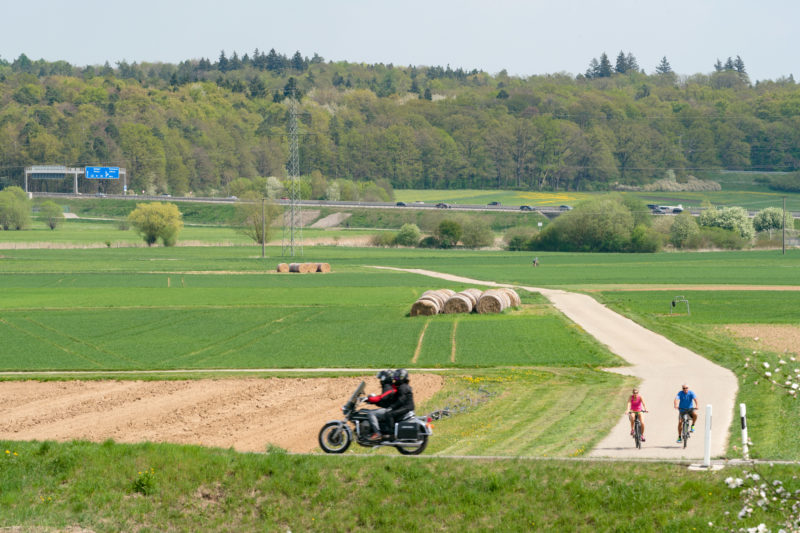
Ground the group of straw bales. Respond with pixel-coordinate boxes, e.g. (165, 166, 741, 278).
(410, 287, 520, 316)
(276, 262, 331, 273)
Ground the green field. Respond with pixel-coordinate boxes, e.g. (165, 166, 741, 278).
(4, 439, 796, 532)
(0, 266, 618, 371)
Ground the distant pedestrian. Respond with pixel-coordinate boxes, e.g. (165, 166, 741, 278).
(532, 256, 539, 267)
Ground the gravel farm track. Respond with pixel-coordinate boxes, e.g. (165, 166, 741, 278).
(2, 265, 798, 459)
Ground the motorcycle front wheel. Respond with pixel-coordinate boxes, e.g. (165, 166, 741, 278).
(395, 433, 428, 455)
(318, 422, 352, 454)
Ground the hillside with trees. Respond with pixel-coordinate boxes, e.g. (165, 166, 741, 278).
(1, 50, 799, 198)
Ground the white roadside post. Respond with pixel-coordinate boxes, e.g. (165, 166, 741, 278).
(703, 404, 712, 468)
(740, 403, 749, 460)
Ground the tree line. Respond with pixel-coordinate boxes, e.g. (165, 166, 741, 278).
(1, 51, 799, 198)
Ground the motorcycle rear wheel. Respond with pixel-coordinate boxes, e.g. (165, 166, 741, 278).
(395, 433, 428, 455)
(318, 422, 352, 454)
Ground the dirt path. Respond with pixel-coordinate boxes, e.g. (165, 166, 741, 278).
(0, 375, 443, 453)
(374, 267, 738, 460)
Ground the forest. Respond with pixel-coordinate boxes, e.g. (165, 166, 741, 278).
(1, 49, 799, 197)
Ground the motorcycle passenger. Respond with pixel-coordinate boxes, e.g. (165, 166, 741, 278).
(366, 369, 396, 441)
(387, 368, 415, 426)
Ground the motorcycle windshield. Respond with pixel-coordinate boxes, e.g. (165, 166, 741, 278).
(345, 381, 366, 410)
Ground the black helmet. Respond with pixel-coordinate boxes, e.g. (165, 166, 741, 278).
(394, 368, 409, 383)
(377, 369, 393, 384)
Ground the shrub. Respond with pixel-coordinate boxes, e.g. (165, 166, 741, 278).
(530, 195, 660, 252)
(669, 213, 700, 248)
(38, 200, 64, 230)
(417, 236, 440, 248)
(370, 231, 397, 247)
(504, 226, 538, 251)
(698, 205, 754, 240)
(128, 202, 184, 246)
(0, 186, 31, 230)
(753, 207, 787, 235)
(461, 218, 494, 248)
(686, 226, 748, 250)
(435, 219, 462, 248)
(395, 223, 421, 246)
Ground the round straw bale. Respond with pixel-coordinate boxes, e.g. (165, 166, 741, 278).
(499, 287, 521, 307)
(277, 263, 290, 273)
(300, 263, 318, 273)
(443, 294, 473, 314)
(441, 288, 456, 298)
(462, 288, 483, 307)
(476, 289, 511, 314)
(289, 263, 302, 273)
(420, 290, 448, 310)
(316, 263, 331, 273)
(410, 299, 439, 316)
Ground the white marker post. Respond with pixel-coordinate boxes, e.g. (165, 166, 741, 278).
(740, 403, 749, 460)
(703, 404, 712, 468)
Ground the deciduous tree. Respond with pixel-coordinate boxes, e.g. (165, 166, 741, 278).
(128, 202, 184, 246)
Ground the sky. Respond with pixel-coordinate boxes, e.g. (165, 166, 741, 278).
(3, 0, 798, 82)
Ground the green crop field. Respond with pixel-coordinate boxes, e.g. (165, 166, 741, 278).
(0, 265, 619, 371)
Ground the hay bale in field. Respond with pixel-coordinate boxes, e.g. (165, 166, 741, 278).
(499, 287, 521, 307)
(462, 288, 483, 307)
(420, 289, 449, 310)
(443, 293, 473, 314)
(441, 288, 456, 298)
(410, 299, 439, 316)
(277, 263, 290, 273)
(316, 263, 331, 273)
(476, 289, 511, 314)
(289, 263, 317, 273)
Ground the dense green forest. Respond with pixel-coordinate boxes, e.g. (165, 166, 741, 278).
(1, 49, 799, 197)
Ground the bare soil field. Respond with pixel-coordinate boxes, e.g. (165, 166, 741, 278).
(0, 375, 443, 453)
(723, 324, 800, 356)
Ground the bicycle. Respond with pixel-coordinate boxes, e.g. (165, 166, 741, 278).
(629, 410, 647, 449)
(679, 408, 695, 448)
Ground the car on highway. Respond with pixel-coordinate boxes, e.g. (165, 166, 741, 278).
(519, 205, 533, 211)
(95, 192, 107, 197)
(488, 201, 501, 206)
(559, 205, 573, 211)
(396, 201, 407, 207)
(435, 202, 451, 209)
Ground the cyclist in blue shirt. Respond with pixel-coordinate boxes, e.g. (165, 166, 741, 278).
(673, 384, 698, 443)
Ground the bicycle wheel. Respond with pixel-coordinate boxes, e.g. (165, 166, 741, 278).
(682, 415, 689, 448)
(634, 418, 641, 449)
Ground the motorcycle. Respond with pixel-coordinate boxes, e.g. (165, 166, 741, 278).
(318, 381, 433, 455)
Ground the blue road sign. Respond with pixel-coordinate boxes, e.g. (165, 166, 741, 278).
(85, 166, 120, 179)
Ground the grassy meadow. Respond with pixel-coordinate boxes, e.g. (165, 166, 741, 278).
(4, 438, 794, 533)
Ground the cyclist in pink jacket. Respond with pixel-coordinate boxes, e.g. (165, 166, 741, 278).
(627, 388, 648, 441)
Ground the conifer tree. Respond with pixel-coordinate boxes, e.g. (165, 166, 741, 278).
(655, 56, 673, 74)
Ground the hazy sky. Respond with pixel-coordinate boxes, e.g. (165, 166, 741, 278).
(3, 0, 797, 82)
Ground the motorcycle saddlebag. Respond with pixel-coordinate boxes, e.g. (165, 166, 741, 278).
(396, 421, 420, 440)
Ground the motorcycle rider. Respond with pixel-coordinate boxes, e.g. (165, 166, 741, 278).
(366, 369, 396, 441)
(387, 368, 415, 426)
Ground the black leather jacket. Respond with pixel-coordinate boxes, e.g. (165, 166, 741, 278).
(388, 382, 414, 419)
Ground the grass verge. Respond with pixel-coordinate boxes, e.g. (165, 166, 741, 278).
(1, 439, 797, 532)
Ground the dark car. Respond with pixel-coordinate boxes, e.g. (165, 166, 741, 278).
(488, 201, 501, 206)
(646, 204, 658, 210)
(519, 205, 533, 211)
(435, 202, 451, 209)
(559, 205, 573, 211)
(396, 201, 407, 207)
